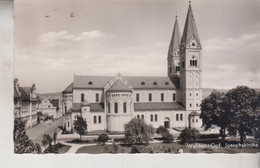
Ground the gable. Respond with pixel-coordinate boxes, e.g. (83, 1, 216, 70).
(105, 73, 133, 92)
(106, 79, 132, 92)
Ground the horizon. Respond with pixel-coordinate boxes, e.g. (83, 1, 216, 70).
(13, 0, 260, 93)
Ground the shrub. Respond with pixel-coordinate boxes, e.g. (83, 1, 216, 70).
(67, 138, 90, 144)
(199, 134, 220, 139)
(156, 126, 169, 134)
(162, 132, 174, 143)
(180, 128, 200, 143)
(97, 133, 109, 145)
(114, 137, 126, 143)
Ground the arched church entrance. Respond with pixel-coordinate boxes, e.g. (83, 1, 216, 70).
(164, 117, 170, 128)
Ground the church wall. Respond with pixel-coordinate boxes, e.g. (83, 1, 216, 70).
(107, 114, 132, 132)
(83, 112, 106, 132)
(73, 89, 104, 103)
(134, 110, 186, 128)
(132, 89, 177, 103)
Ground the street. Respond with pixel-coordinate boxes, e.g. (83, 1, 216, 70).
(26, 118, 63, 145)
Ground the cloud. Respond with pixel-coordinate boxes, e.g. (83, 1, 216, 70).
(202, 31, 260, 89)
(38, 30, 107, 48)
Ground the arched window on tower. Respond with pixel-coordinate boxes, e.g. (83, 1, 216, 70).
(123, 102, 127, 113)
(81, 94, 84, 102)
(190, 56, 198, 67)
(176, 114, 179, 121)
(114, 102, 118, 113)
(180, 114, 183, 121)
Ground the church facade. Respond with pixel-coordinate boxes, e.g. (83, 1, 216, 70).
(62, 3, 203, 133)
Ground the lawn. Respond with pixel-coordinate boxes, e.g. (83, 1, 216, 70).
(75, 138, 259, 154)
(43, 143, 71, 154)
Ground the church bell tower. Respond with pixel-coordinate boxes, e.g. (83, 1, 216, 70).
(168, 15, 181, 78)
(179, 2, 202, 127)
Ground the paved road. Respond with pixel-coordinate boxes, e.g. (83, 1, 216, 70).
(26, 118, 63, 145)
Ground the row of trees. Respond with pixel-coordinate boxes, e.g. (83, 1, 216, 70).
(14, 119, 42, 154)
(200, 86, 260, 144)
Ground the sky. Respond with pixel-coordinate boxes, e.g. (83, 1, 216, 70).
(13, 0, 260, 93)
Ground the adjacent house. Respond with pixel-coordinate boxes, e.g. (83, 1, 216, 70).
(13, 79, 38, 128)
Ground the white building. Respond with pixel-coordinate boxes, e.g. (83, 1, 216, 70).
(13, 79, 38, 128)
(62, 3, 203, 133)
(37, 99, 60, 119)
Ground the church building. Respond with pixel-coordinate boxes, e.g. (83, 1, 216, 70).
(62, 2, 203, 133)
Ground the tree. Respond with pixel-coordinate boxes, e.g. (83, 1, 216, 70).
(53, 130, 57, 145)
(97, 133, 109, 145)
(13, 119, 41, 154)
(124, 118, 155, 145)
(180, 128, 200, 143)
(252, 92, 260, 149)
(156, 126, 173, 143)
(162, 132, 174, 143)
(200, 90, 230, 144)
(42, 134, 53, 151)
(74, 116, 87, 140)
(226, 86, 258, 143)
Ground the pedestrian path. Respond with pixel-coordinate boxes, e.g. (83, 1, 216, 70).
(60, 141, 117, 153)
(60, 141, 95, 153)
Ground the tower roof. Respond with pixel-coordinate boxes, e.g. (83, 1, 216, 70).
(181, 2, 201, 47)
(168, 15, 181, 57)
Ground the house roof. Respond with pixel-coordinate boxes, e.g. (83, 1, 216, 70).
(81, 100, 90, 106)
(14, 87, 21, 98)
(71, 103, 104, 112)
(168, 16, 181, 58)
(134, 102, 185, 111)
(181, 2, 201, 47)
(18, 87, 31, 100)
(72, 75, 176, 90)
(62, 83, 73, 93)
(106, 79, 132, 92)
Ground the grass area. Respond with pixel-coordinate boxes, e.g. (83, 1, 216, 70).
(57, 144, 71, 154)
(43, 143, 71, 154)
(75, 138, 259, 154)
(76, 144, 131, 154)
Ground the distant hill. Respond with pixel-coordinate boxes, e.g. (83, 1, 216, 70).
(202, 88, 228, 99)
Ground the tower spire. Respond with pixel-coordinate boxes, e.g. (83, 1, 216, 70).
(168, 14, 181, 58)
(181, 2, 201, 48)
